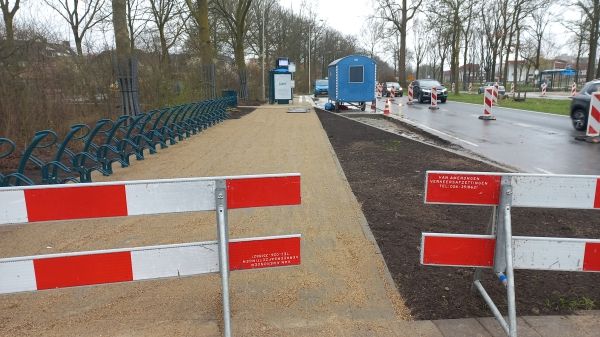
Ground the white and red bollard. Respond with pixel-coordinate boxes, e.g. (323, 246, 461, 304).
(541, 82, 547, 97)
(429, 88, 439, 110)
(479, 87, 496, 120)
(468, 82, 472, 93)
(451, 82, 455, 93)
(586, 92, 600, 137)
(407, 84, 414, 105)
(511, 82, 515, 97)
(571, 82, 577, 97)
(493, 82, 499, 105)
(383, 98, 391, 115)
(377, 83, 383, 97)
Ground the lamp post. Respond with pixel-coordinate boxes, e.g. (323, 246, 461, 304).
(261, 0, 266, 101)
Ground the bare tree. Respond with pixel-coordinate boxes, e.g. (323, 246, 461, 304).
(411, 19, 426, 80)
(126, 0, 148, 51)
(361, 16, 386, 59)
(375, 0, 422, 87)
(0, 0, 20, 42)
(213, 0, 253, 99)
(147, 0, 187, 65)
(575, 0, 600, 80)
(43, 0, 108, 57)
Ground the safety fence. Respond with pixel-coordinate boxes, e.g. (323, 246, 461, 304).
(420, 171, 600, 337)
(0, 96, 236, 187)
(0, 173, 302, 337)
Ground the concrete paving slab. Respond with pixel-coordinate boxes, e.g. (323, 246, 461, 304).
(522, 315, 591, 337)
(566, 314, 600, 337)
(433, 318, 490, 337)
(392, 320, 445, 337)
(477, 317, 542, 337)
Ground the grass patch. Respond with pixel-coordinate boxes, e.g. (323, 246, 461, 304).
(448, 93, 571, 116)
(544, 295, 596, 312)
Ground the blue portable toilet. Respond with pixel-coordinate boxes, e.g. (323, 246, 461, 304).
(328, 55, 376, 111)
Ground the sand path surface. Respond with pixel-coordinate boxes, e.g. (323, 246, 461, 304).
(0, 106, 409, 336)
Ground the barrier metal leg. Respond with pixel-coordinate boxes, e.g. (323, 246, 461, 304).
(472, 206, 497, 290)
(473, 178, 518, 337)
(215, 180, 232, 337)
(504, 203, 517, 337)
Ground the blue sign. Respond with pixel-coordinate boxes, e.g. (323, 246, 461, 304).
(562, 69, 576, 75)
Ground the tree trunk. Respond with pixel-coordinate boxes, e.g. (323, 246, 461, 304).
(4, 14, 14, 41)
(586, 3, 599, 82)
(513, 26, 520, 92)
(112, 0, 140, 116)
(234, 37, 247, 99)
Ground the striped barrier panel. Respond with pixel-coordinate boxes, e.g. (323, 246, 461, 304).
(586, 92, 600, 137)
(479, 87, 496, 120)
(0, 173, 302, 337)
(541, 82, 547, 97)
(421, 171, 600, 337)
(493, 82, 499, 105)
(407, 84, 414, 105)
(428, 87, 438, 110)
(571, 82, 577, 97)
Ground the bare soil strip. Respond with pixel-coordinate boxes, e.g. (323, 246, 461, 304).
(316, 110, 600, 320)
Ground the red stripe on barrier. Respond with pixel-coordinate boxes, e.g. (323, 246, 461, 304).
(595, 179, 600, 209)
(24, 185, 128, 222)
(485, 97, 492, 107)
(229, 236, 301, 270)
(425, 173, 501, 205)
(583, 242, 600, 271)
(34, 252, 133, 290)
(422, 235, 495, 267)
(589, 125, 598, 135)
(592, 105, 600, 123)
(227, 176, 301, 209)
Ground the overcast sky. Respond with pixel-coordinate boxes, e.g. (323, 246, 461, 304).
(19, 0, 577, 63)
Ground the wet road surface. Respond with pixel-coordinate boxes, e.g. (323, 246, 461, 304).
(308, 95, 599, 175)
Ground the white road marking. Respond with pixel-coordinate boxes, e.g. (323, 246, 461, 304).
(448, 100, 569, 118)
(535, 167, 554, 174)
(408, 121, 480, 147)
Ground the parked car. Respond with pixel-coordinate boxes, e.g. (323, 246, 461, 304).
(570, 80, 600, 131)
(410, 79, 448, 103)
(384, 82, 403, 97)
(314, 79, 329, 96)
(478, 82, 506, 97)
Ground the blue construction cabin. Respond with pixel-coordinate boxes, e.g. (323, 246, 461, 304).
(328, 55, 376, 111)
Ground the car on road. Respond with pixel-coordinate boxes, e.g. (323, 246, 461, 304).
(314, 79, 329, 96)
(410, 79, 448, 103)
(570, 80, 600, 131)
(478, 82, 506, 97)
(384, 82, 403, 97)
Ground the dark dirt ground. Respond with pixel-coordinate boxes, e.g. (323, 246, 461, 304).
(316, 109, 600, 320)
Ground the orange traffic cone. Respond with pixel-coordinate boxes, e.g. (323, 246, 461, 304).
(383, 99, 391, 115)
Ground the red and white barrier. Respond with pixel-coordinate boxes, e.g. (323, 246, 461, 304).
(451, 82, 455, 93)
(468, 82, 472, 93)
(407, 84, 414, 105)
(428, 87, 438, 110)
(0, 234, 301, 294)
(0, 173, 302, 337)
(383, 99, 391, 115)
(390, 86, 396, 100)
(421, 170, 600, 337)
(0, 174, 301, 225)
(479, 87, 495, 120)
(377, 83, 383, 97)
(541, 82, 547, 97)
(571, 82, 577, 97)
(421, 234, 600, 272)
(587, 92, 600, 137)
(510, 83, 514, 96)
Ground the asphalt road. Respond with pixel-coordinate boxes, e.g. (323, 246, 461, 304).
(308, 95, 599, 175)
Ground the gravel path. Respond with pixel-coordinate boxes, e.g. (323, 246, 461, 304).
(0, 106, 407, 336)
